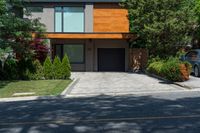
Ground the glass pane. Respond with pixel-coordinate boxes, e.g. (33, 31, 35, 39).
(63, 7, 84, 32)
(55, 7, 62, 12)
(55, 12, 62, 32)
(56, 45, 62, 59)
(63, 45, 84, 63)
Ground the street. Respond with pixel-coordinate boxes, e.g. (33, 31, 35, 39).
(1, 91, 200, 133)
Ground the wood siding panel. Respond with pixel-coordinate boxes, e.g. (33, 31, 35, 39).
(94, 3, 129, 32)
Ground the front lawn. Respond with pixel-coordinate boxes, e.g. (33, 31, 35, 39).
(0, 80, 71, 98)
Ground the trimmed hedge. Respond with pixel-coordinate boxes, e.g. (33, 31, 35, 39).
(43, 56, 53, 79)
(42, 56, 71, 80)
(0, 55, 71, 80)
(53, 56, 62, 79)
(62, 54, 71, 79)
(147, 57, 191, 81)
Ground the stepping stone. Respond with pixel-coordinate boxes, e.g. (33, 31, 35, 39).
(12, 92, 36, 97)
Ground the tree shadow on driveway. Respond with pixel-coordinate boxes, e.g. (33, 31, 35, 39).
(0, 94, 200, 133)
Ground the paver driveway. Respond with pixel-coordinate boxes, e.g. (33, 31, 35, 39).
(69, 72, 184, 96)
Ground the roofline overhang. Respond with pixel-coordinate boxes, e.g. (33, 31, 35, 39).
(33, 32, 137, 40)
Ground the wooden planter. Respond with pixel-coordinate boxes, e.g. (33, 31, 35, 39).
(179, 64, 190, 81)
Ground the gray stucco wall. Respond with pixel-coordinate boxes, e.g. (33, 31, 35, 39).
(85, 4, 94, 32)
(26, 8, 54, 32)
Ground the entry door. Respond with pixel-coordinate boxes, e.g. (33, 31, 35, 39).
(98, 48, 125, 72)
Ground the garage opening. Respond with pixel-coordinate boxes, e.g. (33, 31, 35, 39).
(98, 48, 125, 72)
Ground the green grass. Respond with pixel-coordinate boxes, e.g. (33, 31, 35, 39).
(0, 80, 72, 98)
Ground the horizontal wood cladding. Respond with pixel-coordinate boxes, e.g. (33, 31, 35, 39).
(93, 3, 129, 32)
(43, 33, 136, 39)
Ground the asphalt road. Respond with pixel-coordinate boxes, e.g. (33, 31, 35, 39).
(1, 91, 200, 133)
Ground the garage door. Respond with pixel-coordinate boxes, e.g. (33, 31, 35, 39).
(98, 48, 125, 72)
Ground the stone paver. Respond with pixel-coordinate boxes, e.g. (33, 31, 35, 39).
(69, 72, 184, 96)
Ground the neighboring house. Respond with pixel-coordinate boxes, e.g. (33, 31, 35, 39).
(24, 0, 136, 72)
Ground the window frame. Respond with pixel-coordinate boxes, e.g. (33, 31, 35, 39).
(54, 6, 85, 33)
(55, 44, 85, 64)
(26, 6, 43, 13)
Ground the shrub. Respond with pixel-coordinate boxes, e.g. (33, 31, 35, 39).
(160, 57, 182, 81)
(30, 60, 44, 80)
(147, 60, 164, 76)
(53, 56, 62, 79)
(43, 56, 53, 79)
(61, 54, 71, 79)
(183, 61, 192, 73)
(147, 57, 191, 81)
(0, 58, 18, 80)
(17, 59, 35, 80)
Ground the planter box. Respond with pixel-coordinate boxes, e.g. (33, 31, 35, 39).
(179, 64, 190, 81)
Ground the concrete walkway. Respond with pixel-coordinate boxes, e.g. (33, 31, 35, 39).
(176, 76, 200, 90)
(69, 72, 185, 96)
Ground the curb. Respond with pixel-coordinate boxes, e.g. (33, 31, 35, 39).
(145, 71, 192, 90)
(0, 96, 61, 103)
(60, 78, 79, 96)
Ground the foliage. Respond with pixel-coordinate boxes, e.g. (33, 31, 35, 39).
(191, 0, 200, 48)
(61, 54, 71, 79)
(0, 58, 18, 80)
(147, 57, 192, 81)
(0, 0, 6, 16)
(147, 60, 164, 76)
(0, 0, 47, 80)
(31, 39, 49, 63)
(0, 47, 13, 70)
(43, 56, 53, 79)
(121, 0, 198, 57)
(176, 49, 187, 59)
(29, 60, 44, 80)
(53, 56, 62, 79)
(161, 57, 183, 81)
(17, 59, 35, 80)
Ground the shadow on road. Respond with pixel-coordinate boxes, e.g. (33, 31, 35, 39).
(0, 94, 200, 133)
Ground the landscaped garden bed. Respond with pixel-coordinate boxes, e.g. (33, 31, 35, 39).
(0, 80, 71, 98)
(147, 57, 192, 82)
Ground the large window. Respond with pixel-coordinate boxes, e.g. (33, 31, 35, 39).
(55, 7, 84, 32)
(56, 44, 84, 64)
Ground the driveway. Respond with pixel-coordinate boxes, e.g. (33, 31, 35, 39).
(69, 72, 184, 96)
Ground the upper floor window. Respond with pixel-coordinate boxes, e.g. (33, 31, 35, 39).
(55, 7, 84, 32)
(26, 6, 43, 12)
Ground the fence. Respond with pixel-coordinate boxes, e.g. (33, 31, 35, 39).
(129, 48, 148, 72)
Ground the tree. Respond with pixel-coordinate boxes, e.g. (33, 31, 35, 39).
(0, 0, 48, 80)
(53, 56, 62, 79)
(61, 54, 71, 79)
(192, 0, 200, 48)
(121, 0, 197, 57)
(31, 38, 49, 63)
(0, 0, 46, 61)
(43, 56, 53, 79)
(31, 59, 44, 80)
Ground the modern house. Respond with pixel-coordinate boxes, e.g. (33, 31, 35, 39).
(24, 0, 136, 72)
